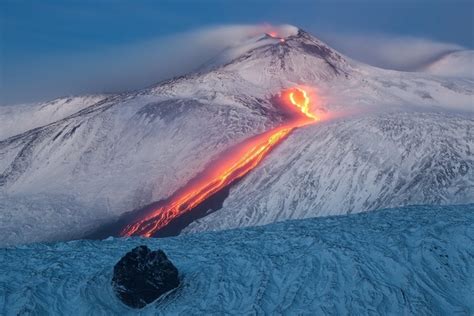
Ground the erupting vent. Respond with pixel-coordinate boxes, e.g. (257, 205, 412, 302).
(121, 87, 319, 237)
(267, 31, 286, 43)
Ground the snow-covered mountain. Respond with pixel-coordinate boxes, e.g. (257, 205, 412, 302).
(0, 27, 473, 246)
(1, 204, 473, 314)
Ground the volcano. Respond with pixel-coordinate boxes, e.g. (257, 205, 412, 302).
(0, 27, 472, 246)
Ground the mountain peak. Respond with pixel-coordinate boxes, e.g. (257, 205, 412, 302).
(212, 27, 350, 87)
(149, 26, 352, 101)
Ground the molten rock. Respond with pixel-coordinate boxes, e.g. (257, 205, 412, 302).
(112, 245, 179, 308)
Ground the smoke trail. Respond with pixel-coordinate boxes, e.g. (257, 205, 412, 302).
(0, 24, 297, 105)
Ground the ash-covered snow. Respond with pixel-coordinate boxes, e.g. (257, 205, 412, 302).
(0, 27, 473, 246)
(0, 204, 473, 315)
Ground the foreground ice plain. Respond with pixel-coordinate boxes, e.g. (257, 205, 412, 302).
(1, 204, 473, 315)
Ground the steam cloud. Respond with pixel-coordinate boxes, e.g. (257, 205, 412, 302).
(0, 24, 296, 105)
(320, 32, 465, 71)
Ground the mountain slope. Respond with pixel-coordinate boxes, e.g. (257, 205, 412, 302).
(0, 92, 277, 245)
(422, 50, 474, 78)
(186, 111, 473, 233)
(0, 95, 107, 140)
(1, 204, 473, 315)
(0, 27, 473, 245)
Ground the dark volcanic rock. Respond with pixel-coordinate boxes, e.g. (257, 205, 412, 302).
(112, 245, 179, 308)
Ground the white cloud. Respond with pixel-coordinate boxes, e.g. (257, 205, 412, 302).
(2, 26, 471, 105)
(319, 32, 464, 71)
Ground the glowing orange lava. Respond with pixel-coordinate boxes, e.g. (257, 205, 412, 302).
(289, 87, 318, 121)
(121, 86, 318, 237)
(268, 31, 278, 38)
(267, 31, 286, 43)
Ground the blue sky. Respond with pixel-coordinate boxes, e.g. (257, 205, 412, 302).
(1, 0, 473, 104)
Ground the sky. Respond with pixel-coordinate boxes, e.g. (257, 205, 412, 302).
(1, 0, 473, 105)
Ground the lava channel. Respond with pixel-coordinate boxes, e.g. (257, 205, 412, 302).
(121, 87, 319, 237)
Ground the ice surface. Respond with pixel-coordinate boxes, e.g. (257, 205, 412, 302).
(0, 204, 473, 315)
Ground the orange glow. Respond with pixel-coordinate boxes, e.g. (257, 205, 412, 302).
(267, 31, 285, 43)
(288, 87, 318, 121)
(121, 86, 319, 237)
(121, 127, 292, 237)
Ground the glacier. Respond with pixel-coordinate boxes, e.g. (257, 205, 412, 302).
(0, 204, 473, 315)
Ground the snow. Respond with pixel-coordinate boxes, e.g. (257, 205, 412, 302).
(422, 50, 474, 79)
(0, 93, 276, 246)
(185, 111, 474, 233)
(0, 204, 473, 314)
(0, 95, 107, 140)
(0, 193, 106, 246)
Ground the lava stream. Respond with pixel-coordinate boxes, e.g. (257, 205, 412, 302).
(121, 87, 319, 237)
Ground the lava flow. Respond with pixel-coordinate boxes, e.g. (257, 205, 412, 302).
(121, 86, 319, 237)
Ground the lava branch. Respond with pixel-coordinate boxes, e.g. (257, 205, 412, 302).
(121, 86, 319, 237)
(289, 87, 317, 121)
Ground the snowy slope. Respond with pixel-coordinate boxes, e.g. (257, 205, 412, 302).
(0, 95, 107, 140)
(0, 204, 473, 315)
(0, 92, 277, 246)
(0, 27, 473, 245)
(421, 50, 474, 78)
(186, 111, 473, 233)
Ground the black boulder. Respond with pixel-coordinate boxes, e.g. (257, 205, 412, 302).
(112, 245, 180, 308)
